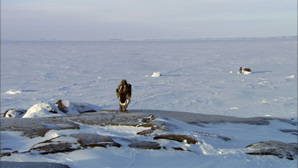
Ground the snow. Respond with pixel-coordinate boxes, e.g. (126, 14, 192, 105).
(151, 72, 161, 77)
(1, 37, 297, 167)
(242, 71, 252, 75)
(4, 89, 22, 95)
(23, 102, 64, 118)
(3, 109, 26, 118)
(286, 75, 296, 79)
(1, 37, 296, 118)
(1, 112, 297, 168)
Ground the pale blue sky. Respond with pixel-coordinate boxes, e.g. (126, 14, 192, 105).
(1, 0, 297, 40)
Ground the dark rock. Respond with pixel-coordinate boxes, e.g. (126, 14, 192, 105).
(280, 129, 298, 136)
(66, 112, 173, 133)
(67, 112, 115, 126)
(1, 111, 175, 139)
(110, 113, 144, 126)
(1, 117, 80, 138)
(55, 100, 68, 113)
(0, 149, 19, 157)
(0, 152, 11, 157)
(137, 129, 155, 136)
(172, 147, 192, 152)
(149, 120, 177, 132)
(2, 109, 296, 160)
(70, 133, 121, 148)
(276, 118, 297, 126)
(246, 140, 298, 160)
(154, 134, 198, 144)
(130, 109, 297, 126)
(217, 135, 232, 141)
(1, 118, 50, 138)
(66, 111, 150, 127)
(30, 133, 121, 154)
(129, 140, 161, 150)
(141, 114, 156, 122)
(30, 137, 80, 155)
(172, 147, 185, 151)
(0, 161, 70, 168)
(24, 128, 50, 138)
(1, 148, 13, 151)
(146, 115, 178, 132)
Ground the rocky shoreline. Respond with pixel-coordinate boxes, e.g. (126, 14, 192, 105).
(1, 110, 297, 167)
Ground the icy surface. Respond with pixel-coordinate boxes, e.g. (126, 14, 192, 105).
(1, 37, 297, 118)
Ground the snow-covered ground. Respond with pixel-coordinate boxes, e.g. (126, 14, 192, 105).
(1, 37, 297, 167)
(1, 37, 297, 118)
(1, 110, 297, 168)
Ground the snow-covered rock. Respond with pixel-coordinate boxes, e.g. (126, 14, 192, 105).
(23, 103, 64, 118)
(1, 110, 297, 168)
(1, 37, 297, 168)
(0, 162, 70, 168)
(55, 100, 79, 114)
(29, 133, 121, 154)
(55, 99, 98, 115)
(3, 109, 26, 118)
(246, 140, 298, 160)
(4, 100, 103, 118)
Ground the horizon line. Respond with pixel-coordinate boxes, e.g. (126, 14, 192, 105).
(1, 36, 297, 42)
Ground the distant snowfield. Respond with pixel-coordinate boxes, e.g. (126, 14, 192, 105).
(1, 37, 297, 118)
(0, 37, 297, 168)
(0, 37, 297, 118)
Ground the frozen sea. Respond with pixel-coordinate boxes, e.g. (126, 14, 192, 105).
(1, 37, 297, 118)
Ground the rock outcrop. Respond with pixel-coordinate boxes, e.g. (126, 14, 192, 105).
(30, 133, 121, 154)
(1, 109, 297, 164)
(3, 100, 103, 118)
(0, 110, 232, 156)
(246, 141, 298, 160)
(3, 109, 27, 118)
(0, 161, 70, 168)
